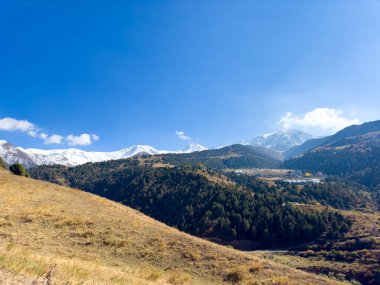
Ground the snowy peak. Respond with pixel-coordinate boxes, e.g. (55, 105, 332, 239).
(249, 129, 316, 152)
(115, 145, 165, 158)
(0, 141, 37, 167)
(0, 141, 208, 167)
(182, 143, 207, 153)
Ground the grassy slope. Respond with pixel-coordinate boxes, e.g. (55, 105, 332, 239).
(0, 169, 346, 285)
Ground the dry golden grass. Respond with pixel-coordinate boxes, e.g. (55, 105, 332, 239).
(195, 169, 236, 187)
(0, 169, 345, 284)
(340, 209, 380, 238)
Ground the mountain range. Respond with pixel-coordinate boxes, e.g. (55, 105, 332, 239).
(3, 120, 380, 285)
(0, 140, 207, 167)
(248, 129, 316, 152)
(284, 120, 380, 159)
(2, 122, 380, 172)
(284, 120, 380, 189)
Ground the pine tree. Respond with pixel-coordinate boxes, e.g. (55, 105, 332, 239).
(9, 163, 29, 177)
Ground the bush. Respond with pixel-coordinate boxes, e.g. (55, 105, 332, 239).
(9, 163, 29, 177)
(0, 157, 7, 169)
(224, 265, 250, 284)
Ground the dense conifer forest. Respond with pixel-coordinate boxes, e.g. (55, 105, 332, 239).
(30, 160, 350, 247)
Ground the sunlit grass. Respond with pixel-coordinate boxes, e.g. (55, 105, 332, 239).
(0, 169, 346, 284)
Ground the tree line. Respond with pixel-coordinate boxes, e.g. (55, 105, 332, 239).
(29, 160, 351, 247)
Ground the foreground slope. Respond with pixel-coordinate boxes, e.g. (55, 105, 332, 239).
(0, 169, 343, 285)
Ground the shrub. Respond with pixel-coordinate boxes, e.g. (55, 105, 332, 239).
(224, 265, 250, 284)
(0, 157, 6, 169)
(9, 163, 29, 177)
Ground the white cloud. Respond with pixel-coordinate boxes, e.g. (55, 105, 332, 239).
(278, 108, 361, 135)
(0, 117, 36, 135)
(0, 116, 99, 147)
(175, 130, 191, 141)
(43, 134, 64, 145)
(27, 130, 38, 137)
(66, 133, 99, 146)
(91, 134, 100, 141)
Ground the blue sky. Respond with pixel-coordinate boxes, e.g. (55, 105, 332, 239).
(1, 1, 380, 151)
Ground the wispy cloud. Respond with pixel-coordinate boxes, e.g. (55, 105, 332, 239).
(175, 130, 191, 141)
(0, 116, 99, 146)
(40, 134, 64, 145)
(278, 108, 360, 135)
(66, 134, 100, 146)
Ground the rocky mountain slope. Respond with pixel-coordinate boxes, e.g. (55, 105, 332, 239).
(0, 140, 206, 167)
(249, 129, 316, 152)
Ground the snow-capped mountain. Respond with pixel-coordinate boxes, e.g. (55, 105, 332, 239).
(0, 140, 207, 167)
(0, 140, 36, 167)
(248, 129, 316, 152)
(182, 143, 208, 153)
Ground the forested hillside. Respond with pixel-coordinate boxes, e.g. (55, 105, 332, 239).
(2, 168, 348, 285)
(284, 132, 380, 191)
(159, 144, 283, 169)
(227, 173, 374, 211)
(30, 160, 349, 248)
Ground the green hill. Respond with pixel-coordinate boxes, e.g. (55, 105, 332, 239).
(159, 144, 283, 169)
(284, 130, 380, 191)
(30, 160, 350, 248)
(0, 168, 348, 285)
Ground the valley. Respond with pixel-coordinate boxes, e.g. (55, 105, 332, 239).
(3, 3, 380, 284)
(1, 121, 380, 284)
(0, 169, 345, 285)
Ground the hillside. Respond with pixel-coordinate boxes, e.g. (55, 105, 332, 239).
(29, 160, 351, 248)
(258, 206, 380, 285)
(284, 130, 380, 190)
(159, 144, 283, 169)
(284, 120, 380, 159)
(226, 172, 375, 211)
(0, 168, 346, 285)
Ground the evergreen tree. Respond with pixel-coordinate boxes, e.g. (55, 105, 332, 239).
(9, 163, 29, 177)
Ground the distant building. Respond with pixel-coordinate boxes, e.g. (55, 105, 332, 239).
(281, 178, 320, 185)
(286, 170, 303, 178)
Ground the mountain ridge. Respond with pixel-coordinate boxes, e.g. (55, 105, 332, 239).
(284, 121, 380, 189)
(160, 144, 283, 169)
(248, 129, 316, 152)
(0, 140, 207, 167)
(284, 120, 380, 159)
